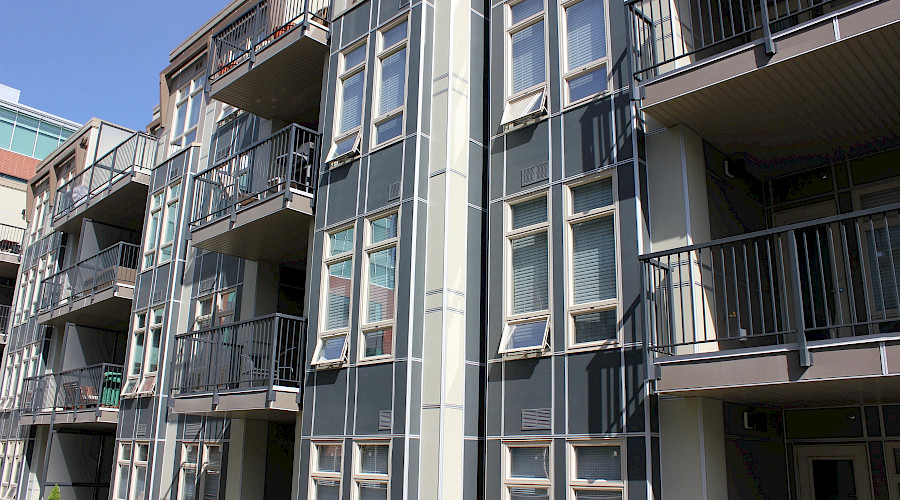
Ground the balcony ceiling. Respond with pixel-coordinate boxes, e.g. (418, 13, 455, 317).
(209, 25, 328, 123)
(642, 12, 900, 164)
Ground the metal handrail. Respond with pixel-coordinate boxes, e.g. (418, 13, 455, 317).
(38, 242, 140, 313)
(173, 313, 307, 401)
(190, 123, 320, 228)
(642, 203, 900, 366)
(20, 363, 124, 414)
(629, 0, 866, 80)
(208, 0, 330, 83)
(53, 131, 158, 221)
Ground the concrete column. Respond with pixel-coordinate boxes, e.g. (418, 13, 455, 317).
(659, 397, 728, 500)
(225, 418, 268, 500)
(419, 0, 473, 498)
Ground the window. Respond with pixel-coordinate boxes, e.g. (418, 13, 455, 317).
(373, 20, 408, 146)
(568, 442, 624, 499)
(114, 443, 132, 500)
(310, 442, 342, 500)
(502, 0, 548, 126)
(171, 76, 204, 154)
(123, 307, 164, 396)
(179, 444, 199, 500)
(314, 226, 355, 366)
(144, 193, 162, 269)
(128, 443, 149, 500)
(504, 443, 551, 500)
(561, 0, 609, 104)
(0, 105, 72, 159)
(159, 182, 181, 264)
(566, 178, 617, 347)
(329, 43, 367, 163)
(354, 442, 390, 499)
(360, 213, 398, 361)
(201, 444, 222, 500)
(500, 195, 551, 355)
(193, 288, 237, 330)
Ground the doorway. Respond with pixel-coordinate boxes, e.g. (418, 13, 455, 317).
(795, 444, 873, 500)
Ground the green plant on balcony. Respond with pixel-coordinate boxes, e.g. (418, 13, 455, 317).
(48, 485, 60, 500)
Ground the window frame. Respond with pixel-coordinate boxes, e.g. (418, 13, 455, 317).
(353, 441, 391, 500)
(566, 440, 626, 499)
(143, 192, 163, 270)
(371, 18, 409, 148)
(559, 0, 612, 106)
(502, 0, 549, 127)
(309, 441, 343, 500)
(170, 76, 204, 155)
(314, 225, 356, 368)
(564, 175, 620, 350)
(158, 181, 182, 265)
(501, 191, 552, 356)
(329, 41, 368, 165)
(130, 442, 150, 500)
(359, 212, 399, 363)
(178, 443, 199, 500)
(123, 306, 165, 397)
(503, 441, 552, 500)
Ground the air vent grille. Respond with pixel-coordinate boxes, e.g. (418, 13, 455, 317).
(521, 163, 549, 187)
(379, 410, 392, 431)
(388, 182, 401, 201)
(521, 408, 551, 431)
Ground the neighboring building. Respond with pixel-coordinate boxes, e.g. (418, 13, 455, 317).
(0, 85, 79, 346)
(1, 0, 899, 498)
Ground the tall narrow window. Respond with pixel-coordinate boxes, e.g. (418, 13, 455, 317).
(314, 226, 355, 366)
(504, 443, 551, 499)
(131, 443, 150, 500)
(354, 443, 390, 499)
(310, 442, 342, 500)
(568, 442, 624, 499)
(159, 182, 181, 264)
(114, 443, 132, 500)
(171, 76, 204, 154)
(373, 20, 408, 146)
(144, 193, 162, 269)
(329, 44, 367, 163)
(500, 195, 551, 354)
(201, 444, 222, 500)
(562, 0, 608, 104)
(567, 177, 617, 347)
(179, 443, 199, 500)
(360, 213, 398, 361)
(503, 0, 547, 126)
(123, 312, 147, 395)
(124, 307, 164, 396)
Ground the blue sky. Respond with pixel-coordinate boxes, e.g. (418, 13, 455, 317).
(0, 0, 225, 131)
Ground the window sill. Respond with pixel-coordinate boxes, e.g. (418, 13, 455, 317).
(562, 89, 613, 112)
(566, 339, 619, 353)
(369, 134, 405, 154)
(357, 355, 394, 366)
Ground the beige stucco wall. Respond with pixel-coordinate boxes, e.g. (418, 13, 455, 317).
(659, 397, 728, 500)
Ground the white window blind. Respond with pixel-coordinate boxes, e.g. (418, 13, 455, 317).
(510, 446, 550, 478)
(326, 260, 353, 329)
(572, 216, 616, 304)
(367, 248, 396, 322)
(572, 177, 613, 213)
(512, 21, 546, 94)
(330, 228, 354, 255)
(360, 445, 389, 474)
(512, 233, 549, 314)
(511, 0, 543, 23)
(576, 446, 621, 480)
(318, 445, 342, 472)
(512, 197, 547, 229)
(383, 21, 408, 48)
(340, 71, 365, 134)
(315, 480, 341, 500)
(566, 0, 606, 70)
(573, 309, 616, 343)
(379, 48, 407, 115)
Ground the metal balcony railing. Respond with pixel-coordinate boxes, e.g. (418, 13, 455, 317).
(173, 314, 306, 400)
(53, 132, 158, 221)
(0, 224, 24, 256)
(38, 242, 139, 313)
(191, 124, 320, 228)
(20, 363, 124, 415)
(643, 203, 900, 365)
(21, 231, 62, 271)
(209, 0, 329, 82)
(629, 0, 861, 80)
(0, 305, 10, 335)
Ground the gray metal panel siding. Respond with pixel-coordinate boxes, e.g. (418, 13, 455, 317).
(341, 4, 372, 46)
(627, 436, 648, 500)
(625, 347, 646, 433)
(324, 160, 362, 225)
(503, 358, 553, 435)
(504, 123, 551, 198)
(311, 369, 350, 436)
(561, 97, 615, 176)
(354, 363, 394, 435)
(392, 361, 408, 434)
(566, 350, 623, 434)
(488, 3, 505, 135)
(615, 92, 635, 163)
(465, 363, 482, 437)
(366, 142, 404, 211)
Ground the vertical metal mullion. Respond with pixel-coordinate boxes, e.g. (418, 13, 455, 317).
(742, 242, 754, 335)
(754, 240, 765, 334)
(696, 248, 709, 344)
(720, 246, 731, 338)
(825, 224, 843, 328)
(883, 213, 899, 315)
(814, 228, 831, 329)
(869, 217, 886, 323)
(788, 231, 811, 366)
(730, 245, 742, 337)
(840, 222, 858, 328)
(687, 250, 698, 343)
(267, 318, 278, 401)
(801, 231, 816, 329)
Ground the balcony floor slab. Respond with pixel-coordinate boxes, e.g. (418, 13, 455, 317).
(172, 388, 300, 421)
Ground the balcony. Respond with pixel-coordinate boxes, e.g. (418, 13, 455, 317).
(629, 0, 900, 161)
(643, 203, 900, 404)
(190, 124, 319, 262)
(19, 364, 123, 426)
(171, 314, 306, 420)
(52, 132, 158, 234)
(0, 223, 23, 279)
(37, 242, 139, 330)
(208, 0, 329, 122)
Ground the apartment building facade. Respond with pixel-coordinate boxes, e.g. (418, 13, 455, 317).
(1, 0, 899, 497)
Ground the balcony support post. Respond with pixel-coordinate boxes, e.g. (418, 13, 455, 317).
(266, 316, 278, 402)
(213, 330, 221, 406)
(759, 0, 778, 55)
(787, 231, 812, 367)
